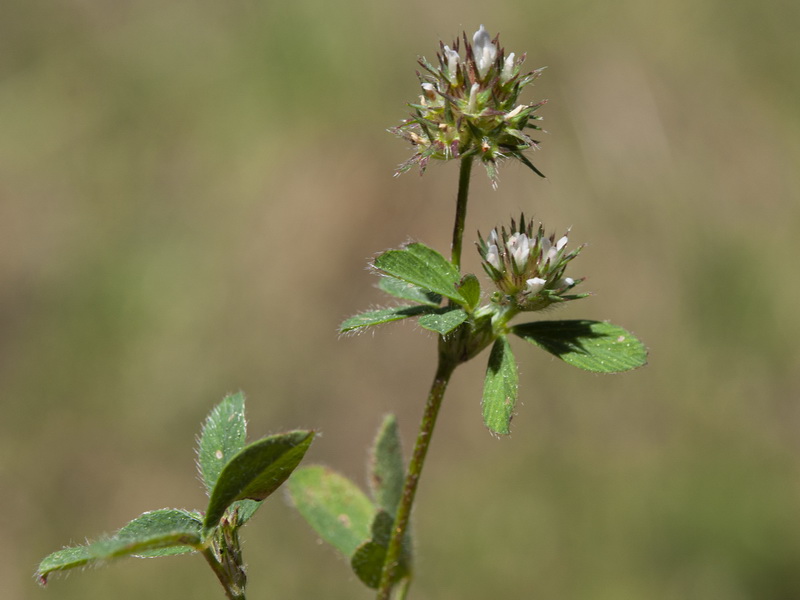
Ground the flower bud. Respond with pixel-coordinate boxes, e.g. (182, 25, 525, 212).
(524, 277, 547, 295)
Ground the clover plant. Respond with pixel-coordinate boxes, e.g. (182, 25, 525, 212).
(37, 26, 646, 600)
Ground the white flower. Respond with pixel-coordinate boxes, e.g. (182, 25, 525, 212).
(443, 45, 460, 80)
(524, 277, 547, 295)
(506, 232, 531, 270)
(539, 237, 551, 260)
(501, 52, 516, 82)
(466, 82, 480, 113)
(472, 25, 497, 78)
(505, 104, 525, 121)
(485, 244, 501, 270)
(543, 234, 568, 263)
(555, 277, 575, 289)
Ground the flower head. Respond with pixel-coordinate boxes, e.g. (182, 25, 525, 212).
(390, 26, 547, 187)
(476, 215, 586, 311)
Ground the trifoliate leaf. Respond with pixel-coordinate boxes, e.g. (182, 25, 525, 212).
(512, 320, 647, 372)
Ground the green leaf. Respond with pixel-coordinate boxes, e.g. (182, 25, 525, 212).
(350, 540, 386, 589)
(287, 466, 375, 558)
(203, 430, 314, 530)
(418, 308, 468, 335)
(36, 547, 91, 584)
(373, 243, 465, 305)
(355, 416, 412, 590)
(350, 511, 410, 589)
(340, 305, 434, 333)
(37, 509, 203, 585)
(198, 392, 247, 495)
(368, 415, 404, 516)
(512, 320, 648, 373)
(116, 509, 204, 558)
(482, 336, 519, 435)
(350, 511, 392, 589)
(378, 276, 442, 306)
(456, 273, 481, 310)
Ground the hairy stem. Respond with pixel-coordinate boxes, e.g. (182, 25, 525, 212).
(450, 155, 474, 270)
(377, 356, 458, 599)
(202, 538, 247, 600)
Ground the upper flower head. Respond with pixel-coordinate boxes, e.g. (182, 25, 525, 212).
(477, 215, 586, 311)
(389, 26, 547, 187)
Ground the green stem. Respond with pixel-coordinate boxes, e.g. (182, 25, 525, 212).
(377, 356, 458, 599)
(202, 540, 247, 600)
(394, 577, 411, 600)
(450, 155, 474, 270)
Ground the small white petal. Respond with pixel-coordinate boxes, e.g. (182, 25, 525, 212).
(472, 25, 497, 78)
(488, 229, 499, 245)
(473, 25, 491, 51)
(467, 82, 480, 113)
(525, 277, 547, 295)
(556, 235, 569, 251)
(501, 52, 516, 81)
(505, 233, 518, 254)
(443, 45, 460, 77)
(486, 245, 501, 270)
(505, 104, 525, 120)
(553, 277, 575, 290)
(539, 237, 552, 260)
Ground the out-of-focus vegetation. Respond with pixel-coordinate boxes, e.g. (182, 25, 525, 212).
(3, 0, 799, 598)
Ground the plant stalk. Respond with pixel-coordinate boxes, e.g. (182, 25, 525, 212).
(202, 539, 247, 600)
(450, 155, 474, 270)
(377, 356, 457, 599)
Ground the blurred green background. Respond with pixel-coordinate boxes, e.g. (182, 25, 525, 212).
(3, 0, 799, 598)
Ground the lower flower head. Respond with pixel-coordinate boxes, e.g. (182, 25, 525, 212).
(477, 215, 586, 311)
